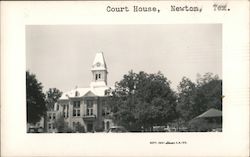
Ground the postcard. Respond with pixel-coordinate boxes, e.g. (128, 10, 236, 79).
(1, 1, 249, 156)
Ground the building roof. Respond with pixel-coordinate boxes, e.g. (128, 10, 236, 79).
(59, 86, 110, 100)
(196, 108, 222, 118)
(91, 52, 107, 71)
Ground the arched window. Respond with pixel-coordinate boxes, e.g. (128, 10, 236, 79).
(98, 73, 101, 79)
(95, 74, 98, 80)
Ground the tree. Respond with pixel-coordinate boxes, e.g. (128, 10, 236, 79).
(75, 123, 86, 133)
(54, 115, 72, 133)
(196, 73, 222, 111)
(26, 71, 46, 124)
(176, 77, 196, 121)
(45, 88, 62, 111)
(176, 73, 222, 123)
(106, 70, 177, 131)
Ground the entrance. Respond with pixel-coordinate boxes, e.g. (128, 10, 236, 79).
(87, 123, 93, 132)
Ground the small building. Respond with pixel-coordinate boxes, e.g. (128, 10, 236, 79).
(47, 52, 114, 133)
(189, 108, 222, 132)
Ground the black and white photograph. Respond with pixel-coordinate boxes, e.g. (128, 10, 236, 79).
(1, 1, 249, 157)
(26, 25, 222, 133)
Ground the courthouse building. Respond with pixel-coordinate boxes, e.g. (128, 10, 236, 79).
(47, 52, 114, 133)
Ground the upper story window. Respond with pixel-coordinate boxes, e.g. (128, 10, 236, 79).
(63, 105, 66, 117)
(48, 113, 56, 120)
(48, 113, 52, 120)
(73, 101, 80, 108)
(73, 101, 80, 117)
(102, 106, 111, 116)
(86, 100, 94, 116)
(63, 104, 69, 118)
(53, 113, 56, 120)
(66, 105, 69, 117)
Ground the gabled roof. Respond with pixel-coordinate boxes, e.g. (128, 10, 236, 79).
(83, 91, 96, 97)
(59, 86, 109, 100)
(196, 108, 222, 118)
(91, 52, 107, 71)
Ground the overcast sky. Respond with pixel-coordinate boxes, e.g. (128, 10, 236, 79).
(26, 25, 222, 92)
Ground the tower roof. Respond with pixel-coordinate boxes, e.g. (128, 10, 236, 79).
(91, 52, 107, 71)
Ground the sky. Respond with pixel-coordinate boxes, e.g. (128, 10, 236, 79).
(26, 25, 222, 92)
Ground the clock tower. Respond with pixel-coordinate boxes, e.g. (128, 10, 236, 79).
(90, 52, 108, 88)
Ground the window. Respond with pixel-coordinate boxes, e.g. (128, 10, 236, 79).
(66, 105, 69, 117)
(87, 100, 94, 116)
(48, 113, 52, 120)
(103, 106, 110, 116)
(73, 101, 80, 108)
(63, 105, 66, 117)
(56, 104, 59, 111)
(95, 73, 101, 80)
(73, 101, 81, 117)
(49, 113, 56, 120)
(48, 123, 52, 129)
(63, 105, 68, 118)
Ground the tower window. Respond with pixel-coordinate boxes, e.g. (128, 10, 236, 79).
(99, 74, 101, 79)
(95, 74, 98, 80)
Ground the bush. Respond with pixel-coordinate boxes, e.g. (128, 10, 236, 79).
(75, 124, 86, 133)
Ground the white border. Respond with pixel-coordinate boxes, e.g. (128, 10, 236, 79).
(1, 1, 249, 156)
